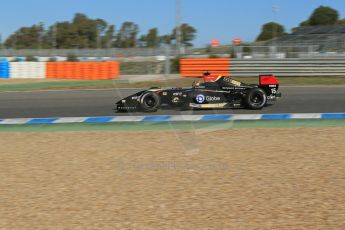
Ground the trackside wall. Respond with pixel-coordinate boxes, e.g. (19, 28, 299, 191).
(180, 58, 231, 77)
(1, 62, 120, 80)
(0, 62, 10, 78)
(10, 62, 46, 79)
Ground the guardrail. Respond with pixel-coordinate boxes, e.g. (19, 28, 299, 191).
(231, 58, 345, 77)
(180, 58, 345, 77)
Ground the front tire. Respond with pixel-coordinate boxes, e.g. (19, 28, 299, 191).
(245, 88, 267, 110)
(139, 92, 161, 112)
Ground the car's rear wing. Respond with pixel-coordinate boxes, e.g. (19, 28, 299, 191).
(259, 75, 280, 97)
(259, 75, 279, 86)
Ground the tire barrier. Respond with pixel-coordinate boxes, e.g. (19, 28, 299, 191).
(46, 62, 120, 80)
(0, 57, 112, 62)
(180, 58, 230, 77)
(0, 62, 10, 79)
(0, 61, 120, 80)
(10, 62, 46, 79)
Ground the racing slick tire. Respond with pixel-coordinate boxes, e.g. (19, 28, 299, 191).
(139, 92, 161, 112)
(245, 88, 267, 110)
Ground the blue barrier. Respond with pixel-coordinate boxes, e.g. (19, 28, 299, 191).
(1, 113, 345, 125)
(0, 62, 9, 78)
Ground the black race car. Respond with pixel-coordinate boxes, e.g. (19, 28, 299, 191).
(116, 74, 281, 112)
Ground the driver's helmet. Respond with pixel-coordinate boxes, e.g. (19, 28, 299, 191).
(192, 80, 201, 87)
(203, 71, 211, 77)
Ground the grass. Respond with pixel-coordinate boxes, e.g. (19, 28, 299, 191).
(1, 76, 345, 92)
(0, 79, 118, 92)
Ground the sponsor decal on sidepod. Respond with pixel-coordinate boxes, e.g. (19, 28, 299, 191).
(196, 94, 205, 103)
(196, 95, 221, 103)
(206, 96, 221, 101)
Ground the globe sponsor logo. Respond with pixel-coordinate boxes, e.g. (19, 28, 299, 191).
(206, 96, 221, 101)
(196, 94, 205, 103)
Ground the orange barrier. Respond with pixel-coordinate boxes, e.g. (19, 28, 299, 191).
(180, 58, 230, 77)
(46, 62, 120, 80)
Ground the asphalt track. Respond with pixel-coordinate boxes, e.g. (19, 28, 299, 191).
(0, 86, 344, 119)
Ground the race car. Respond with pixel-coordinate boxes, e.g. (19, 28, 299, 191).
(116, 73, 281, 112)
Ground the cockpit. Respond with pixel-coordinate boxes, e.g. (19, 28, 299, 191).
(193, 76, 248, 89)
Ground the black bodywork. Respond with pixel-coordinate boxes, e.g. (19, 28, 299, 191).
(116, 75, 281, 112)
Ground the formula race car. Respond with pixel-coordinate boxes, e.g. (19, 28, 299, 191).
(116, 73, 281, 112)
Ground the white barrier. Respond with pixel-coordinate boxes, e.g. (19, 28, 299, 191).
(10, 62, 46, 79)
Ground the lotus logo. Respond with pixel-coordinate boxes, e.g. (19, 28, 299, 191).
(196, 94, 205, 103)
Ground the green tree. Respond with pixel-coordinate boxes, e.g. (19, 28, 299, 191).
(5, 23, 46, 49)
(95, 18, 108, 48)
(299, 20, 311, 27)
(115, 21, 139, 48)
(159, 34, 172, 45)
(145, 28, 159, 47)
(6, 13, 117, 49)
(51, 13, 115, 49)
(139, 28, 159, 47)
(256, 22, 285, 41)
(4, 13, 198, 49)
(309, 6, 339, 25)
(102, 25, 115, 48)
(337, 18, 345, 25)
(172, 23, 197, 46)
(53, 21, 78, 48)
(71, 13, 108, 48)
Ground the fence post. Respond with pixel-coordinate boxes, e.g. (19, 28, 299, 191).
(164, 45, 171, 76)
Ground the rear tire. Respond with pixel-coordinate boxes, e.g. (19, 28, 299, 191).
(139, 92, 161, 112)
(245, 88, 267, 110)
